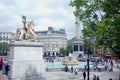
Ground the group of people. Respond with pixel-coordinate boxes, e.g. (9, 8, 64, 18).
(44, 56, 55, 63)
(93, 74, 99, 80)
(64, 65, 101, 80)
(64, 66, 79, 75)
(92, 57, 114, 72)
(70, 66, 78, 75)
(0, 58, 9, 75)
(83, 71, 100, 80)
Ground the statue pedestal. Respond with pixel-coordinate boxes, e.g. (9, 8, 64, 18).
(72, 38, 84, 58)
(8, 41, 46, 80)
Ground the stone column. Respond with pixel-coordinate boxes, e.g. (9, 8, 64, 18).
(75, 16, 80, 39)
(8, 41, 46, 80)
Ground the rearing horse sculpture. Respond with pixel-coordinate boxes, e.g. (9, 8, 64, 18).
(16, 21, 37, 41)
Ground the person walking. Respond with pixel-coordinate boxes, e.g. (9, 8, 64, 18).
(97, 75, 99, 80)
(71, 66, 73, 73)
(64, 65, 68, 72)
(93, 74, 96, 80)
(74, 67, 78, 75)
(83, 71, 86, 80)
(84, 65, 87, 71)
(0, 58, 3, 70)
(5, 64, 9, 75)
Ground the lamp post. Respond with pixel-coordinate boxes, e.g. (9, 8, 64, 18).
(86, 37, 91, 80)
(87, 49, 90, 80)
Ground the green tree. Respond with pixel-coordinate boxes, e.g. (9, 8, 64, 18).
(69, 0, 120, 58)
(59, 47, 66, 55)
(0, 42, 9, 54)
(3, 42, 9, 52)
(66, 44, 73, 54)
(60, 45, 73, 56)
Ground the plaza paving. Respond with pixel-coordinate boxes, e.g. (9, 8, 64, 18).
(46, 68, 120, 80)
(0, 71, 8, 80)
(0, 68, 119, 80)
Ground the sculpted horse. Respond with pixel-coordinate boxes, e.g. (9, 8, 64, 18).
(16, 21, 37, 41)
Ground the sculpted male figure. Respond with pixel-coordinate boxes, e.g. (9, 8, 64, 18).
(16, 16, 37, 41)
(22, 15, 28, 32)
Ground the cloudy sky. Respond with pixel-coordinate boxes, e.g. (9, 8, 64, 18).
(0, 0, 83, 39)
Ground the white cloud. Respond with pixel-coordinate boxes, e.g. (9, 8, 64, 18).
(0, 2, 6, 11)
(13, 0, 29, 9)
(39, 18, 65, 29)
(34, 4, 55, 16)
(0, 0, 83, 39)
(57, 8, 69, 16)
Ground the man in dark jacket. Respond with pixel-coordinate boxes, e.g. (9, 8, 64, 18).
(83, 71, 86, 80)
(5, 64, 9, 75)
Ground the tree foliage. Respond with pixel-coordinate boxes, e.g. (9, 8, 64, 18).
(70, 0, 120, 58)
(66, 44, 73, 54)
(0, 42, 9, 54)
(59, 44, 73, 56)
(60, 47, 66, 55)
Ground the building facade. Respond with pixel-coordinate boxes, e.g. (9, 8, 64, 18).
(36, 27, 67, 56)
(0, 32, 15, 43)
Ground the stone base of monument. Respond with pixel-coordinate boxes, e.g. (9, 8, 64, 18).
(8, 41, 46, 80)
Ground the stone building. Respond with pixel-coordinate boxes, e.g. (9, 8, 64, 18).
(35, 27, 67, 56)
(0, 32, 14, 43)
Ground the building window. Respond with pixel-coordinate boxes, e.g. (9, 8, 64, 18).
(6, 36, 8, 39)
(74, 45, 78, 51)
(55, 48, 58, 50)
(79, 45, 83, 51)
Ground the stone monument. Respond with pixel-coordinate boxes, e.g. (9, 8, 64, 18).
(8, 16, 46, 80)
(16, 15, 37, 41)
(72, 6, 84, 58)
